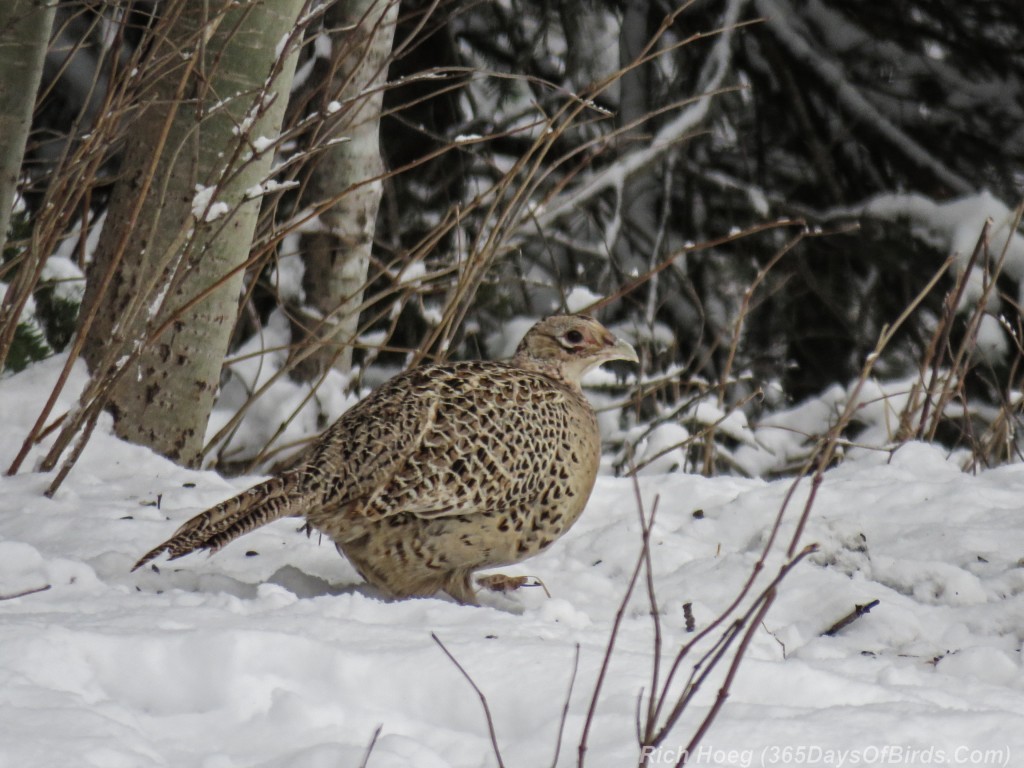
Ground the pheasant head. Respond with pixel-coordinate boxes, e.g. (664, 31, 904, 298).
(513, 314, 638, 388)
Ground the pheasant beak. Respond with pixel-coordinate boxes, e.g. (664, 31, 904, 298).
(601, 336, 639, 365)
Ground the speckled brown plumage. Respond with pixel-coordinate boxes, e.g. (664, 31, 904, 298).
(133, 315, 637, 604)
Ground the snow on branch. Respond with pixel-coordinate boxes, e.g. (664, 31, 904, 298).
(754, 0, 974, 196)
(533, 0, 751, 232)
(825, 191, 1024, 282)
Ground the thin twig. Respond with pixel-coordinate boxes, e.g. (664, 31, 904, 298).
(549, 643, 581, 768)
(680, 585, 776, 755)
(0, 584, 52, 601)
(431, 633, 507, 768)
(916, 227, 989, 440)
(640, 485, 662, 745)
(578, 476, 658, 768)
(357, 724, 383, 768)
(638, 250, 947, 750)
(822, 599, 880, 637)
(650, 545, 816, 751)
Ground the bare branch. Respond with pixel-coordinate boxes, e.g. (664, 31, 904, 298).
(432, 633, 507, 768)
(755, 0, 973, 195)
(357, 724, 383, 768)
(0, 584, 51, 601)
(822, 599, 881, 637)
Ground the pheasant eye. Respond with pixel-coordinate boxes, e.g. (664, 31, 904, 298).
(565, 330, 584, 345)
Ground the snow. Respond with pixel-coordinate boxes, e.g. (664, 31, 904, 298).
(486, 316, 539, 359)
(207, 310, 355, 466)
(3, 357, 1024, 766)
(233, 113, 255, 137)
(829, 191, 1024, 365)
(975, 314, 1010, 364)
(563, 286, 603, 314)
(52, 209, 105, 271)
(274, 32, 291, 61)
(268, 244, 306, 303)
(0, 285, 47, 352)
(40, 255, 87, 303)
(251, 136, 277, 154)
(245, 179, 300, 200)
(858, 191, 1024, 284)
(633, 423, 690, 474)
(192, 185, 230, 223)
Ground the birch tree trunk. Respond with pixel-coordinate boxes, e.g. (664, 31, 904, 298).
(0, 0, 55, 253)
(78, 0, 305, 466)
(291, 0, 398, 381)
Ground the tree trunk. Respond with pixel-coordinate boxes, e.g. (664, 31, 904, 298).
(0, 0, 56, 373)
(617, 0, 661, 270)
(79, 0, 305, 467)
(291, 0, 398, 381)
(0, 0, 54, 254)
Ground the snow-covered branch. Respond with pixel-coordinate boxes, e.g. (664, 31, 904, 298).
(532, 0, 751, 232)
(754, 0, 974, 195)
(823, 191, 1024, 283)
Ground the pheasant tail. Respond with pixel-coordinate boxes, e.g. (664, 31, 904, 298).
(131, 472, 308, 571)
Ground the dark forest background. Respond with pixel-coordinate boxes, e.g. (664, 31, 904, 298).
(3, 0, 1023, 482)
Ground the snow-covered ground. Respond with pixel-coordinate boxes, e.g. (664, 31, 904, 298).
(2, 356, 1024, 768)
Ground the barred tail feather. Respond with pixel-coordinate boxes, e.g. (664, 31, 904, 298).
(132, 472, 308, 571)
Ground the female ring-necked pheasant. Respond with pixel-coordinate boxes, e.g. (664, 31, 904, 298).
(133, 315, 638, 603)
